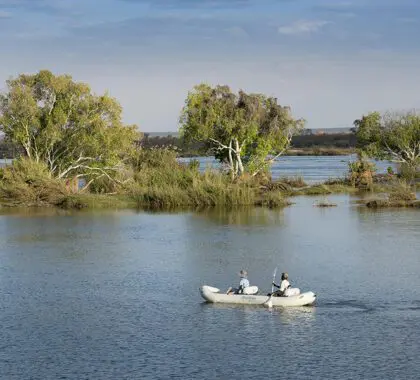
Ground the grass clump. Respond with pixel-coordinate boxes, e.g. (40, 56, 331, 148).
(388, 181, 417, 201)
(255, 190, 292, 208)
(398, 163, 420, 182)
(56, 194, 135, 209)
(366, 199, 420, 208)
(0, 158, 66, 206)
(125, 148, 265, 209)
(365, 180, 418, 208)
(277, 176, 307, 188)
(348, 155, 376, 190)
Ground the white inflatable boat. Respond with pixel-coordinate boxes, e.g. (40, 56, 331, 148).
(200, 285, 316, 307)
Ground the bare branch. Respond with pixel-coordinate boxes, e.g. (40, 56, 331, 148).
(209, 138, 236, 152)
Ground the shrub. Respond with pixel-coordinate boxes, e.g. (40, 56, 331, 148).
(0, 158, 66, 205)
(277, 176, 307, 188)
(399, 163, 420, 182)
(348, 154, 376, 189)
(388, 181, 417, 201)
(125, 148, 283, 209)
(256, 190, 291, 208)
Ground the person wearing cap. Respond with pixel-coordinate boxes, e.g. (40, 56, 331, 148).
(226, 269, 250, 295)
(272, 272, 290, 296)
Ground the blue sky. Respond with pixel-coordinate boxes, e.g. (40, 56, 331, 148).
(1, 0, 420, 131)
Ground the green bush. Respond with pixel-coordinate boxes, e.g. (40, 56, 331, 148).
(277, 176, 307, 188)
(348, 154, 376, 189)
(388, 181, 417, 201)
(0, 158, 66, 205)
(125, 148, 271, 209)
(399, 163, 420, 182)
(255, 190, 291, 208)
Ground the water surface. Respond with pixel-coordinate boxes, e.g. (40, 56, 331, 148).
(0, 197, 419, 379)
(181, 155, 395, 183)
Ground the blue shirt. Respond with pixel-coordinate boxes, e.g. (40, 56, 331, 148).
(239, 278, 250, 288)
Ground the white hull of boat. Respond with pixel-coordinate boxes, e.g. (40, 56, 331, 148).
(200, 285, 316, 307)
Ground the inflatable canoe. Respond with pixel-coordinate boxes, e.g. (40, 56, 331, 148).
(200, 285, 316, 307)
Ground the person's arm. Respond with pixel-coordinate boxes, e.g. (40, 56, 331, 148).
(272, 282, 280, 288)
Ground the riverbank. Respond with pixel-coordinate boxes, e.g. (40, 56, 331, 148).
(1, 155, 417, 211)
(366, 199, 420, 208)
(0, 156, 291, 210)
(1, 176, 417, 211)
(285, 147, 355, 156)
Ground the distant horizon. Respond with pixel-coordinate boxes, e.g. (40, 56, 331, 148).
(144, 127, 353, 135)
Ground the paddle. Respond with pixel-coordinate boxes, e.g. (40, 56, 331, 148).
(271, 267, 278, 294)
(264, 267, 278, 307)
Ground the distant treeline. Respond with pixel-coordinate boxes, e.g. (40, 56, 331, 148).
(140, 132, 357, 156)
(1, 133, 356, 159)
(291, 133, 356, 148)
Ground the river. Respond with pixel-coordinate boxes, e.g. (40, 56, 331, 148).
(1, 193, 419, 379)
(2, 155, 395, 184)
(180, 155, 396, 183)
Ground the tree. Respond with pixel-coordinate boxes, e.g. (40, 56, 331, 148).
(0, 70, 140, 183)
(354, 111, 420, 173)
(179, 83, 304, 178)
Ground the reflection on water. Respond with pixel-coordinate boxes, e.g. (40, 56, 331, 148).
(0, 194, 419, 379)
(272, 306, 317, 326)
(193, 206, 285, 226)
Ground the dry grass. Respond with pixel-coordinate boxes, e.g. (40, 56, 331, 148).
(388, 180, 417, 201)
(276, 176, 307, 188)
(0, 158, 67, 206)
(366, 199, 420, 208)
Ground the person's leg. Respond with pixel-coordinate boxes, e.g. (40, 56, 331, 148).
(227, 287, 238, 295)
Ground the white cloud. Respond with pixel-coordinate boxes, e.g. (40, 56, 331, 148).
(278, 20, 331, 35)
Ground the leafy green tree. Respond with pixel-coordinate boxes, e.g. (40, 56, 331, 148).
(354, 111, 420, 172)
(180, 83, 304, 178)
(0, 70, 139, 183)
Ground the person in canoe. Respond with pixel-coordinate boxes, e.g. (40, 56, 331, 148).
(226, 269, 250, 295)
(272, 272, 300, 297)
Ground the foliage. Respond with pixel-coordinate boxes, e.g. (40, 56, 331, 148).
(291, 182, 357, 196)
(0, 157, 66, 205)
(277, 176, 307, 188)
(348, 154, 376, 189)
(255, 190, 291, 208)
(55, 194, 135, 209)
(388, 180, 417, 201)
(130, 146, 179, 172)
(124, 147, 288, 209)
(398, 163, 420, 182)
(354, 111, 420, 172)
(366, 199, 420, 208)
(180, 83, 304, 178)
(0, 70, 139, 183)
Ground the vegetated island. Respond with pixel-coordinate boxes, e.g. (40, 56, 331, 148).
(0, 71, 418, 211)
